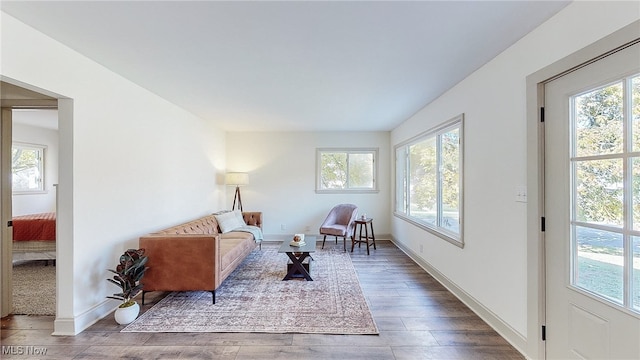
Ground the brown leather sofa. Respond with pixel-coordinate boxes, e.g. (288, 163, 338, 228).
(139, 212, 262, 304)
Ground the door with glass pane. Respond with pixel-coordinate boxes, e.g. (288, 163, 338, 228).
(544, 42, 640, 359)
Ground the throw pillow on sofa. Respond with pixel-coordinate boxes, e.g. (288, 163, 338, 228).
(214, 210, 247, 233)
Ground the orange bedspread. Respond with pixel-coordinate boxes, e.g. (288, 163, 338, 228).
(12, 212, 56, 241)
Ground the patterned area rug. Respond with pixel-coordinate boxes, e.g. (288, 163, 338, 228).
(122, 244, 378, 334)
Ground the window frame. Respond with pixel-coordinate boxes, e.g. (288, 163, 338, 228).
(12, 141, 47, 194)
(316, 147, 379, 194)
(394, 114, 464, 248)
(568, 74, 640, 313)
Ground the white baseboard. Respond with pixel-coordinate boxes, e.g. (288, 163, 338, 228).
(390, 237, 528, 358)
(52, 317, 76, 336)
(53, 299, 118, 335)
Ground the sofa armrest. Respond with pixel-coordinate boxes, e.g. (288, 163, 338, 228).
(242, 212, 262, 230)
(139, 234, 221, 291)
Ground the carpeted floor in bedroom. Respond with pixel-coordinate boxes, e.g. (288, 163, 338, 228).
(11, 260, 56, 316)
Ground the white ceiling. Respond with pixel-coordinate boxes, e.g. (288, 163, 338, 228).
(1, 1, 570, 132)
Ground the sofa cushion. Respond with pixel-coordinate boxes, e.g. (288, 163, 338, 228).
(320, 224, 349, 237)
(220, 235, 254, 269)
(214, 210, 246, 233)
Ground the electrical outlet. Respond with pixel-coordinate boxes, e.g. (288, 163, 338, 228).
(281, 224, 287, 231)
(420, 244, 424, 253)
(304, 225, 311, 232)
(515, 186, 527, 203)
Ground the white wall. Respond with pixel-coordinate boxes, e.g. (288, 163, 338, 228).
(11, 119, 59, 216)
(2, 12, 226, 334)
(226, 131, 390, 239)
(390, 1, 640, 356)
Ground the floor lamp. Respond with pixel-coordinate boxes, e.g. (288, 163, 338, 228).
(225, 172, 249, 211)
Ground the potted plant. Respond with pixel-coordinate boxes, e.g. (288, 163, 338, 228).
(107, 248, 148, 325)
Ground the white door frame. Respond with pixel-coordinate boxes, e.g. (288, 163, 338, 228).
(1, 108, 13, 317)
(525, 21, 640, 359)
(0, 77, 74, 336)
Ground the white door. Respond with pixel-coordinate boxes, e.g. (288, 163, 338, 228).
(545, 41, 640, 359)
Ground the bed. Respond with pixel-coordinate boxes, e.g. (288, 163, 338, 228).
(12, 212, 56, 262)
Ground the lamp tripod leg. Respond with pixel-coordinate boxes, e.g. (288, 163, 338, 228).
(233, 186, 243, 211)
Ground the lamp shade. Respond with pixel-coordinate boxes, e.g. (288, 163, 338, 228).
(225, 172, 249, 186)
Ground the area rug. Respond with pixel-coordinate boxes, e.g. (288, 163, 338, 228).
(122, 244, 378, 334)
(12, 261, 56, 315)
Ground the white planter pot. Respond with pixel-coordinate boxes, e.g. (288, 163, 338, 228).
(114, 301, 140, 325)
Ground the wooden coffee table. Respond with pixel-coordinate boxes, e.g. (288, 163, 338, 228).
(278, 236, 316, 281)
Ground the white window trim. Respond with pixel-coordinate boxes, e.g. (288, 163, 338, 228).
(12, 141, 47, 195)
(394, 114, 464, 248)
(568, 74, 640, 313)
(316, 147, 379, 194)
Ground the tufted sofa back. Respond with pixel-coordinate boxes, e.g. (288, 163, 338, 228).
(242, 212, 262, 228)
(152, 212, 263, 235)
(153, 215, 219, 235)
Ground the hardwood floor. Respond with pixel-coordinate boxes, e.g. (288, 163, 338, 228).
(1, 241, 525, 359)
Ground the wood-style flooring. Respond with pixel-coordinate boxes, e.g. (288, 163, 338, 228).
(1, 241, 525, 359)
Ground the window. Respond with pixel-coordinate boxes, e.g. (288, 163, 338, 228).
(12, 142, 46, 193)
(395, 114, 464, 247)
(316, 148, 378, 193)
(570, 74, 640, 311)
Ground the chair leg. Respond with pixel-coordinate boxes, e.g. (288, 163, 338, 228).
(335, 236, 338, 244)
(322, 235, 327, 249)
(343, 236, 347, 252)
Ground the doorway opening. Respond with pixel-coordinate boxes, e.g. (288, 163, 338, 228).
(1, 80, 58, 319)
(11, 108, 59, 316)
